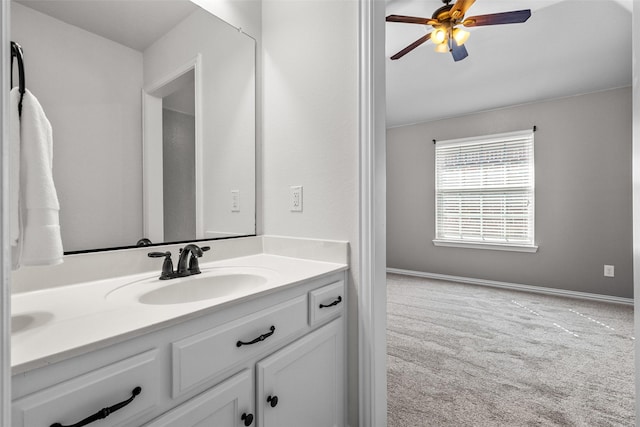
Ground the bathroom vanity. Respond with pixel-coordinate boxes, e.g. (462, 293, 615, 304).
(11, 238, 348, 427)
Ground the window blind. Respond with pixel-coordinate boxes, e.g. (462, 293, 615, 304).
(435, 130, 535, 248)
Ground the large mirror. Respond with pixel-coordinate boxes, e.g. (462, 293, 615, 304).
(10, 0, 256, 253)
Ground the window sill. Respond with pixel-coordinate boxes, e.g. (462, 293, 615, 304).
(432, 239, 538, 253)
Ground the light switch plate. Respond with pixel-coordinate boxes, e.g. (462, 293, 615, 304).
(290, 186, 303, 212)
(231, 190, 240, 212)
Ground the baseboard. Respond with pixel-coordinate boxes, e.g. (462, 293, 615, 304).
(386, 268, 634, 306)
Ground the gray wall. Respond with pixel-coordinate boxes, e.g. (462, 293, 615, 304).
(163, 108, 196, 243)
(387, 87, 633, 298)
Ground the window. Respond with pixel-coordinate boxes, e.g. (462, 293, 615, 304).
(434, 129, 537, 252)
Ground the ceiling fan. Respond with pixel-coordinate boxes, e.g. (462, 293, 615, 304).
(387, 0, 531, 62)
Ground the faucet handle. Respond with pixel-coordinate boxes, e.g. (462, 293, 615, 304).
(148, 251, 170, 258)
(188, 246, 211, 275)
(148, 251, 174, 280)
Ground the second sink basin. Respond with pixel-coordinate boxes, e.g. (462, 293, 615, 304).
(12, 311, 54, 334)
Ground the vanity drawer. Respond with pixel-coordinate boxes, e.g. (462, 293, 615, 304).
(172, 295, 307, 397)
(309, 280, 344, 327)
(12, 349, 160, 427)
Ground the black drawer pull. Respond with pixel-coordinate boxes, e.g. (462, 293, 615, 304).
(319, 296, 342, 309)
(267, 395, 279, 407)
(241, 412, 254, 426)
(50, 386, 142, 427)
(236, 325, 276, 347)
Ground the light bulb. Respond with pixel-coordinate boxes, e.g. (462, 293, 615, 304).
(431, 28, 446, 45)
(434, 43, 449, 53)
(452, 28, 470, 46)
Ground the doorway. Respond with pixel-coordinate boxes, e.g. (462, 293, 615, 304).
(142, 56, 203, 244)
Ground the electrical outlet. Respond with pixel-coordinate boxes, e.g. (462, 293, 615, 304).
(290, 186, 303, 212)
(231, 190, 240, 212)
(604, 265, 615, 278)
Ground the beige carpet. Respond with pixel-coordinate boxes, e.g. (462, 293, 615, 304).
(387, 273, 635, 426)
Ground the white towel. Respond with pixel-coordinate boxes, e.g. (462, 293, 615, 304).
(12, 88, 64, 269)
(10, 88, 20, 246)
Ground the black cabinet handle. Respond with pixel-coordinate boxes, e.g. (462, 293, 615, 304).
(236, 326, 276, 347)
(267, 395, 279, 408)
(319, 296, 342, 309)
(241, 412, 254, 426)
(50, 387, 142, 427)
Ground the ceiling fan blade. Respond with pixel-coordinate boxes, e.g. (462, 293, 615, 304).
(386, 14, 438, 25)
(390, 33, 432, 60)
(450, 39, 468, 62)
(450, 0, 476, 20)
(463, 9, 531, 27)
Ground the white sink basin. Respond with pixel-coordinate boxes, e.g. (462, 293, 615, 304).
(140, 273, 267, 305)
(106, 267, 280, 305)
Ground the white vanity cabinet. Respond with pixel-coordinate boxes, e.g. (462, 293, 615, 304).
(12, 271, 346, 427)
(257, 319, 344, 427)
(148, 319, 344, 427)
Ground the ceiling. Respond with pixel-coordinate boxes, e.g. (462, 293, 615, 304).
(15, 0, 198, 51)
(385, 0, 633, 127)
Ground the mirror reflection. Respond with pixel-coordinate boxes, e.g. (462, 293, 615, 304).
(11, 0, 257, 253)
(161, 70, 196, 243)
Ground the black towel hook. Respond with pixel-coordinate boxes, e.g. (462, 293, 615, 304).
(10, 41, 25, 117)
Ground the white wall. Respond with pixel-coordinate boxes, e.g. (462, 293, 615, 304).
(144, 8, 256, 238)
(262, 1, 358, 240)
(192, 0, 264, 235)
(261, 1, 359, 425)
(11, 2, 144, 252)
(191, 0, 261, 39)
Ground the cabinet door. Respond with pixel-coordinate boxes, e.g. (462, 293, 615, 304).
(145, 369, 254, 427)
(257, 319, 344, 427)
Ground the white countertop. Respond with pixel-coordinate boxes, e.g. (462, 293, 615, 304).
(12, 253, 347, 374)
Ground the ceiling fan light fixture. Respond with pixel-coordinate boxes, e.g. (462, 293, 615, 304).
(431, 28, 447, 45)
(434, 43, 449, 53)
(386, 0, 531, 61)
(452, 28, 470, 45)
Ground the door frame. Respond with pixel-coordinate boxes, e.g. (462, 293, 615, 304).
(142, 54, 203, 243)
(358, 0, 387, 425)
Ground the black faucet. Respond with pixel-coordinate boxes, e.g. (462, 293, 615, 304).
(177, 244, 210, 275)
(148, 244, 210, 280)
